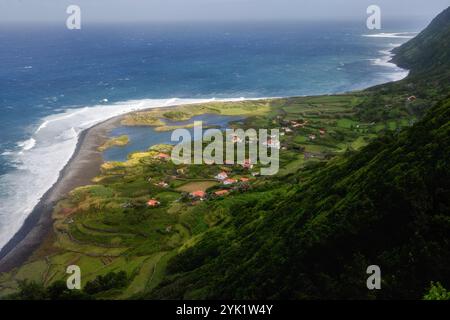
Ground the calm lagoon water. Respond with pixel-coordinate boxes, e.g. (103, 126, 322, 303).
(103, 114, 245, 162)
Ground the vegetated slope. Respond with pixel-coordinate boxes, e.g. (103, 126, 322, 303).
(148, 94, 450, 300)
(357, 6, 450, 123)
(146, 10, 450, 298)
(393, 6, 450, 75)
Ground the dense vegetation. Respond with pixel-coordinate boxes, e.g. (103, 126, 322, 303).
(356, 7, 450, 125)
(6, 271, 128, 300)
(424, 282, 450, 300)
(393, 7, 450, 75)
(147, 97, 450, 299)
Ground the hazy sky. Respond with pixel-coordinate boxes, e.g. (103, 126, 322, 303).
(0, 0, 448, 23)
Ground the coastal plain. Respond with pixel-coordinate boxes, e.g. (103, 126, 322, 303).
(0, 93, 419, 298)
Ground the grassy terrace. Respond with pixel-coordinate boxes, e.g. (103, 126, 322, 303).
(0, 94, 417, 299)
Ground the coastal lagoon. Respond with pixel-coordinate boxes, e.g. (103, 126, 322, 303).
(0, 20, 423, 251)
(103, 114, 245, 162)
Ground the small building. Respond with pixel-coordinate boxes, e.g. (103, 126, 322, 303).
(190, 190, 206, 200)
(155, 153, 170, 160)
(319, 129, 326, 136)
(231, 135, 242, 143)
(309, 134, 317, 141)
(263, 138, 281, 149)
(214, 190, 229, 196)
(407, 95, 417, 102)
(223, 178, 237, 185)
(215, 171, 229, 181)
(240, 177, 250, 182)
(147, 199, 160, 207)
(291, 120, 308, 128)
(156, 181, 169, 188)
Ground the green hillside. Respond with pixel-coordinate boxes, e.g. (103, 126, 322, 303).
(147, 96, 450, 299)
(145, 8, 450, 299)
(393, 6, 450, 75)
(356, 7, 450, 125)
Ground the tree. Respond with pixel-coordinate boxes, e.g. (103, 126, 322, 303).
(14, 280, 47, 300)
(424, 282, 450, 300)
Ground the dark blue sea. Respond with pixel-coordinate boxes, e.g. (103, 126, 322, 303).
(0, 20, 426, 249)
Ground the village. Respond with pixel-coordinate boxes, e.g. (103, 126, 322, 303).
(0, 94, 417, 298)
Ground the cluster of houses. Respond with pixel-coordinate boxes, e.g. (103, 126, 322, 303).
(215, 171, 250, 185)
(281, 119, 327, 141)
(289, 119, 309, 128)
(184, 169, 253, 203)
(229, 133, 283, 150)
(144, 118, 329, 210)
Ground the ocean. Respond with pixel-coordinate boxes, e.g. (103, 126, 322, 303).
(0, 20, 425, 250)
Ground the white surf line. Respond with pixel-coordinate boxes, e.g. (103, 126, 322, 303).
(362, 32, 418, 39)
(0, 96, 275, 251)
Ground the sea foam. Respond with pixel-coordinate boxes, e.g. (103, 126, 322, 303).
(369, 43, 409, 82)
(362, 32, 417, 39)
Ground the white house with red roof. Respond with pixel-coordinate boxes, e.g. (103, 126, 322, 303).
(147, 199, 160, 207)
(223, 178, 237, 185)
(215, 171, 229, 181)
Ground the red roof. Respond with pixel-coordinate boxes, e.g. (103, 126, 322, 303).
(147, 199, 160, 207)
(156, 153, 170, 159)
(214, 190, 229, 196)
(190, 190, 206, 198)
(240, 177, 250, 182)
(217, 171, 228, 178)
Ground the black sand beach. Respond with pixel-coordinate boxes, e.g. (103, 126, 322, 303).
(0, 116, 122, 272)
(0, 102, 213, 272)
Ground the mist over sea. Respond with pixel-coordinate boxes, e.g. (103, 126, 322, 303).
(0, 20, 424, 250)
